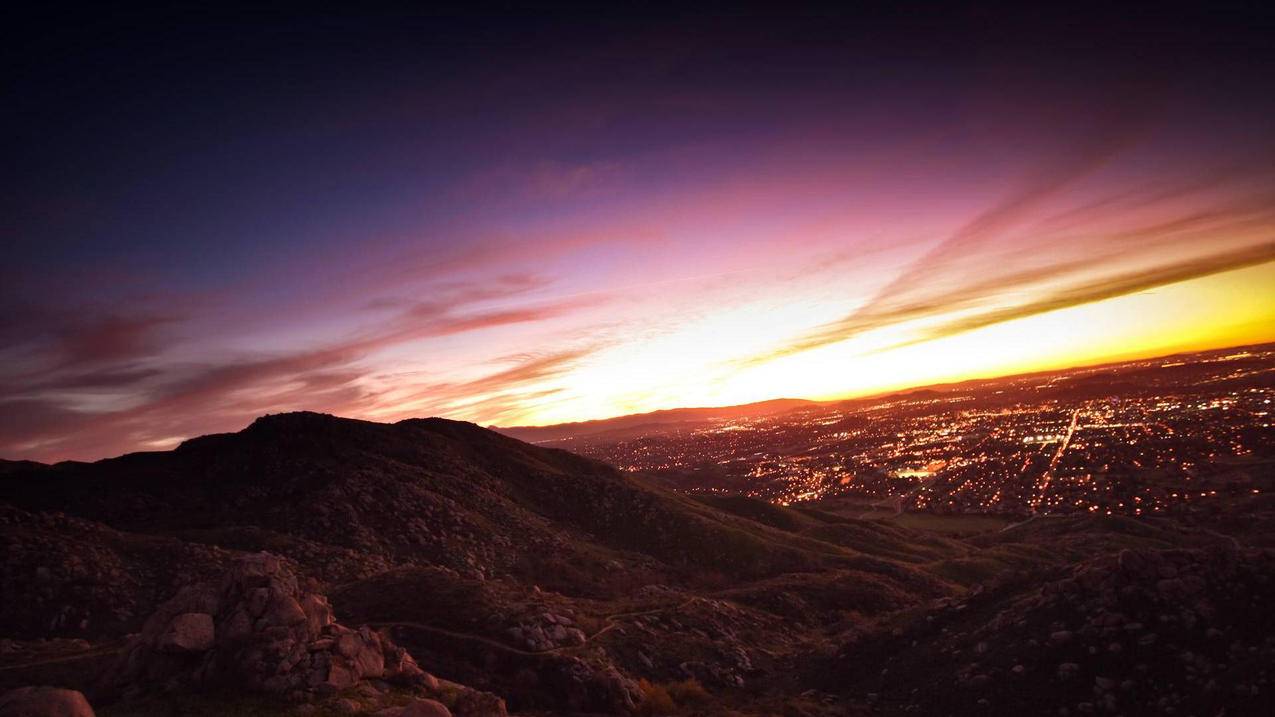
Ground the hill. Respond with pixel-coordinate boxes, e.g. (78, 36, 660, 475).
(1, 412, 1271, 716)
(493, 398, 817, 444)
(1, 412, 950, 714)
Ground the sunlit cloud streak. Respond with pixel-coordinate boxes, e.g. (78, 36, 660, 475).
(0, 279, 608, 460)
(888, 241, 1275, 350)
(736, 158, 1275, 368)
(5, 5, 1275, 460)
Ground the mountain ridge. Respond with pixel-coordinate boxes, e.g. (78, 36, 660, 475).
(2, 410, 1272, 716)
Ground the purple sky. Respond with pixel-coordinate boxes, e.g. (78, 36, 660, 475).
(4, 5, 1275, 461)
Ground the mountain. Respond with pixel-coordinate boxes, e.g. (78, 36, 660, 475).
(493, 398, 818, 444)
(0, 412, 949, 714)
(2, 412, 1272, 716)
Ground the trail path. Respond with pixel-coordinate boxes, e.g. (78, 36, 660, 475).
(1, 599, 704, 672)
(0, 644, 122, 672)
(372, 597, 701, 657)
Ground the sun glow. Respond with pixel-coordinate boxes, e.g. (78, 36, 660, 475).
(500, 260, 1275, 427)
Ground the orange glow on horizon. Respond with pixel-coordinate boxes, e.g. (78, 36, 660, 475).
(394, 259, 1275, 429)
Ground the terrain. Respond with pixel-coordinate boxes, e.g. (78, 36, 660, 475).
(531, 344, 1275, 515)
(496, 399, 820, 446)
(2, 409, 1273, 715)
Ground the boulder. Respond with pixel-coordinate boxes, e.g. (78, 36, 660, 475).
(450, 689, 507, 717)
(299, 594, 334, 634)
(156, 613, 215, 653)
(0, 687, 95, 717)
(264, 595, 307, 627)
(104, 553, 430, 698)
(398, 698, 453, 717)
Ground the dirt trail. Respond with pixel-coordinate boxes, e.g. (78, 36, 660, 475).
(0, 644, 122, 672)
(372, 597, 701, 657)
(0, 599, 703, 671)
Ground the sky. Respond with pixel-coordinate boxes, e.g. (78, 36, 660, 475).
(4, 4, 1275, 461)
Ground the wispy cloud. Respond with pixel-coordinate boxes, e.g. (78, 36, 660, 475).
(734, 153, 1275, 369)
(0, 276, 608, 461)
(891, 240, 1275, 349)
(368, 347, 602, 425)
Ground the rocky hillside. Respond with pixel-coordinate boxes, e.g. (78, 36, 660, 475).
(825, 544, 1275, 715)
(2, 412, 1271, 716)
(2, 413, 851, 593)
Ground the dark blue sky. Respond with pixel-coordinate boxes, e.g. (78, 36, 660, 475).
(4, 3, 1275, 460)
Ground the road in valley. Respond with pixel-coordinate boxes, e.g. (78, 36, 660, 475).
(1030, 406, 1083, 514)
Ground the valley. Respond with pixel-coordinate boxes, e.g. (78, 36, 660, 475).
(3, 398, 1273, 715)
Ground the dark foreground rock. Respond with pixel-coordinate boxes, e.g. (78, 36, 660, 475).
(834, 544, 1275, 715)
(0, 686, 94, 716)
(100, 553, 506, 715)
(104, 552, 428, 696)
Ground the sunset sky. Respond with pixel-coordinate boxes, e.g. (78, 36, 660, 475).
(4, 5, 1275, 461)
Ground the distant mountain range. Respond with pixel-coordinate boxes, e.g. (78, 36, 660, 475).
(493, 342, 1275, 448)
(494, 398, 821, 444)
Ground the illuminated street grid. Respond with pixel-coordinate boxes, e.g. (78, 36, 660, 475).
(564, 348, 1275, 516)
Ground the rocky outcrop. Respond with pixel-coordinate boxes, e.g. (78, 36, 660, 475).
(0, 686, 94, 716)
(539, 656, 642, 714)
(505, 611, 586, 652)
(845, 544, 1275, 715)
(104, 553, 430, 697)
(0, 505, 232, 641)
(393, 698, 452, 717)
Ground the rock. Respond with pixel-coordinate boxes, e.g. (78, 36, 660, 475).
(0, 687, 95, 716)
(398, 698, 453, 717)
(450, 688, 507, 717)
(156, 613, 215, 653)
(299, 594, 334, 634)
(264, 595, 307, 627)
(332, 697, 361, 714)
(323, 659, 356, 691)
(247, 588, 271, 617)
(1117, 550, 1146, 576)
(103, 553, 439, 699)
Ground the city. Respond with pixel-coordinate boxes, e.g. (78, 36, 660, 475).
(547, 346, 1275, 519)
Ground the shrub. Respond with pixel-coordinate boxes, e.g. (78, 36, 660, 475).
(665, 678, 710, 705)
(636, 678, 711, 715)
(637, 679, 677, 715)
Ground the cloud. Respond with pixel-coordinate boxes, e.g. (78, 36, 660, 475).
(732, 156, 1275, 370)
(54, 314, 179, 366)
(864, 106, 1148, 307)
(0, 278, 608, 462)
(0, 310, 181, 381)
(522, 160, 623, 200)
(369, 347, 600, 425)
(40, 366, 165, 390)
(891, 240, 1275, 348)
